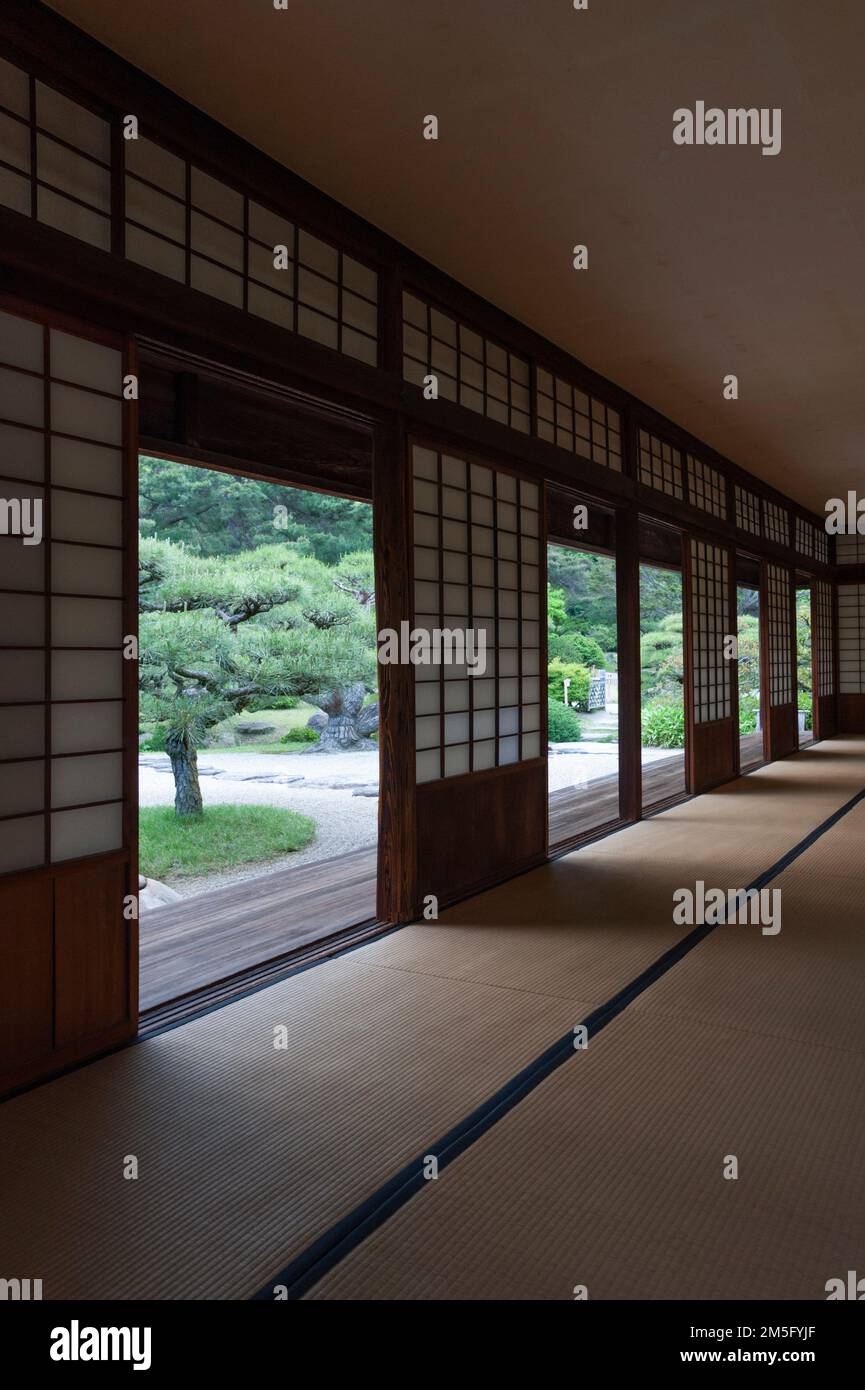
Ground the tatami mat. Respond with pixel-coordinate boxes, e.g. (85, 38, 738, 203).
(1, 737, 863, 1299)
(308, 1009, 865, 1301)
(0, 954, 590, 1299)
(360, 739, 865, 1008)
(307, 781, 865, 1299)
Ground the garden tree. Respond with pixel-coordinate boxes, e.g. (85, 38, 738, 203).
(139, 456, 372, 564)
(640, 612, 684, 703)
(638, 566, 683, 634)
(547, 548, 618, 654)
(796, 590, 813, 702)
(547, 583, 569, 633)
(547, 581, 610, 667)
(139, 537, 378, 816)
(735, 615, 761, 696)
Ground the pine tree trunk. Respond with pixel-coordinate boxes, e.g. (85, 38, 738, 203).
(311, 682, 378, 752)
(317, 713, 375, 751)
(165, 728, 203, 817)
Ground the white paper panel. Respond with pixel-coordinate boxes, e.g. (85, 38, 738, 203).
(37, 187, 111, 251)
(0, 759, 43, 816)
(0, 705, 45, 759)
(0, 536, 44, 590)
(35, 83, 110, 161)
(52, 750, 123, 809)
(0, 592, 43, 644)
(51, 542, 122, 597)
(0, 421, 44, 481)
(51, 700, 123, 754)
(51, 490, 123, 546)
(0, 366, 44, 426)
(52, 650, 123, 701)
(125, 224, 186, 282)
(0, 309, 42, 371)
(51, 595, 123, 647)
(51, 383, 122, 445)
(0, 650, 45, 703)
(0, 814, 44, 873)
(51, 435, 122, 496)
(51, 800, 122, 862)
(50, 330, 120, 394)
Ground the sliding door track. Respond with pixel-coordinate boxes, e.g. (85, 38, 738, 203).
(138, 916, 392, 1038)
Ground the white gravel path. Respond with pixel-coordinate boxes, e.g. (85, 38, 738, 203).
(139, 749, 379, 900)
(139, 743, 683, 899)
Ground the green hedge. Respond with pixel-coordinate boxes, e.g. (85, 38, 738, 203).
(280, 726, 320, 745)
(547, 659, 592, 711)
(547, 699, 582, 742)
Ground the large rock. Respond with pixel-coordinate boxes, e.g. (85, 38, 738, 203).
(233, 721, 277, 742)
(306, 711, 329, 732)
(138, 876, 183, 912)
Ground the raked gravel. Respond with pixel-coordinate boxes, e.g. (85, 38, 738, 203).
(139, 744, 681, 899)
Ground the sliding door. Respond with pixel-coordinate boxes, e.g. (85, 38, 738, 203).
(685, 537, 737, 793)
(0, 299, 136, 1092)
(762, 561, 798, 759)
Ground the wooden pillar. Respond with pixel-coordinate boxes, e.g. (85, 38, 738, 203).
(372, 415, 417, 922)
(616, 504, 641, 821)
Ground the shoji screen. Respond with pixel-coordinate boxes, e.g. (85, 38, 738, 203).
(687, 539, 735, 791)
(838, 584, 865, 732)
(0, 300, 135, 1091)
(412, 445, 541, 781)
(813, 580, 837, 738)
(764, 562, 797, 757)
(411, 441, 546, 903)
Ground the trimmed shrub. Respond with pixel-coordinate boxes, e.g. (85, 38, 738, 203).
(642, 701, 685, 748)
(547, 699, 582, 742)
(280, 726, 320, 745)
(547, 658, 592, 711)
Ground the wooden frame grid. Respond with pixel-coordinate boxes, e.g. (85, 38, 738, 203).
(0, 299, 129, 875)
(402, 291, 530, 433)
(535, 368, 622, 472)
(411, 441, 541, 783)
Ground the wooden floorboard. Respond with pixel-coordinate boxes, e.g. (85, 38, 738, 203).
(549, 752, 686, 846)
(739, 731, 764, 767)
(139, 845, 378, 1011)
(141, 753, 689, 1010)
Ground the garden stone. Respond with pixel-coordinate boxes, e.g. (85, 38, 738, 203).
(138, 876, 183, 912)
(234, 721, 278, 741)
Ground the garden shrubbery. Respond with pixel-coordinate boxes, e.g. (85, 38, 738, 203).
(547, 658, 592, 711)
(738, 692, 760, 735)
(280, 726, 320, 745)
(547, 699, 583, 742)
(641, 700, 685, 748)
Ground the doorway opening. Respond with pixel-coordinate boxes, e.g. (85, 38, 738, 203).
(137, 455, 380, 1011)
(546, 536, 619, 845)
(736, 558, 764, 771)
(639, 523, 687, 811)
(797, 580, 815, 747)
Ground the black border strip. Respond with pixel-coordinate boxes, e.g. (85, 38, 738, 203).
(254, 783, 865, 1300)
